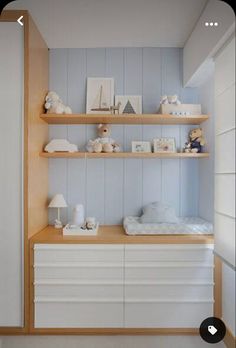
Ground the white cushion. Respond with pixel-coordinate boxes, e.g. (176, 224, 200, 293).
(140, 202, 179, 224)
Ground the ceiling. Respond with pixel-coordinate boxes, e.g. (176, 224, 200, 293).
(7, 0, 208, 48)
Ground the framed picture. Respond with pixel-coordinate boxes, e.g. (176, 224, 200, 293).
(153, 138, 176, 153)
(86, 78, 114, 114)
(115, 95, 142, 114)
(132, 141, 151, 153)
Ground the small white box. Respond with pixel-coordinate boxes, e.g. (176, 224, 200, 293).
(159, 104, 202, 115)
(63, 223, 99, 236)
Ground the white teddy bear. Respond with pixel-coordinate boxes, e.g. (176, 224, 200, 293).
(44, 91, 72, 114)
(160, 95, 181, 105)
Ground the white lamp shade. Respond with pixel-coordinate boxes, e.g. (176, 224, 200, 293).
(48, 194, 67, 208)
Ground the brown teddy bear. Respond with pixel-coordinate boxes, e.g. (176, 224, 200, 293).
(184, 128, 205, 153)
(86, 124, 121, 153)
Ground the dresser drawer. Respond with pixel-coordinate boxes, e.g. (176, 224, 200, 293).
(125, 302, 214, 328)
(34, 263, 123, 281)
(125, 282, 213, 301)
(34, 244, 124, 263)
(35, 301, 123, 328)
(125, 262, 214, 281)
(35, 281, 123, 299)
(125, 244, 213, 262)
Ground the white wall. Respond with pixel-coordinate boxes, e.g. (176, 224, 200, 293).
(183, 0, 235, 87)
(214, 36, 235, 338)
(0, 22, 24, 327)
(198, 72, 215, 221)
(214, 36, 235, 268)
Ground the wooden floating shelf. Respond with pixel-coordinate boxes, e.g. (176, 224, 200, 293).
(40, 113, 209, 125)
(40, 152, 209, 159)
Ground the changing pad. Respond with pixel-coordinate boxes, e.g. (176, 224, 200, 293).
(123, 216, 213, 235)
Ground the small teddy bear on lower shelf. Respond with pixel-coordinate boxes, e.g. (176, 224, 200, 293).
(183, 128, 205, 153)
(86, 124, 121, 153)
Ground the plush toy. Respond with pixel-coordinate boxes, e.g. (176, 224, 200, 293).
(44, 91, 72, 114)
(160, 95, 181, 105)
(86, 124, 121, 153)
(183, 128, 205, 153)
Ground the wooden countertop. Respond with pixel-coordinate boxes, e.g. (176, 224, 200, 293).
(30, 225, 214, 244)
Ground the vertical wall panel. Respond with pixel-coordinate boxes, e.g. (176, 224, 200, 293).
(86, 159, 105, 223)
(49, 47, 200, 224)
(48, 159, 68, 225)
(67, 159, 86, 222)
(104, 159, 124, 224)
(143, 48, 161, 113)
(124, 159, 143, 217)
(68, 48, 87, 113)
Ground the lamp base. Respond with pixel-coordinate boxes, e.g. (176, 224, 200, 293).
(54, 219, 63, 229)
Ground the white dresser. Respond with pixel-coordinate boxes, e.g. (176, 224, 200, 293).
(34, 243, 214, 329)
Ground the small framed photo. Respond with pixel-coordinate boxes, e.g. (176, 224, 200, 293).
(132, 141, 151, 153)
(153, 138, 176, 153)
(115, 95, 142, 114)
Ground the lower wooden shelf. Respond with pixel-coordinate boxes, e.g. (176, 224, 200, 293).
(40, 152, 209, 159)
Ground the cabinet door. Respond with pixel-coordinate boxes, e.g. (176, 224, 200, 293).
(34, 244, 124, 328)
(124, 244, 214, 328)
(0, 22, 24, 327)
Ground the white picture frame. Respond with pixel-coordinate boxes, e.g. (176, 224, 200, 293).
(153, 138, 176, 153)
(132, 141, 151, 153)
(86, 78, 114, 114)
(115, 95, 142, 114)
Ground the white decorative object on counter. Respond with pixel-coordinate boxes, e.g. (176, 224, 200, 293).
(63, 222, 99, 236)
(44, 139, 78, 153)
(44, 91, 72, 114)
(72, 204, 85, 226)
(48, 194, 67, 229)
(159, 103, 201, 115)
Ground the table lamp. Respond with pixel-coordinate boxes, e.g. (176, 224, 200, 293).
(48, 194, 67, 228)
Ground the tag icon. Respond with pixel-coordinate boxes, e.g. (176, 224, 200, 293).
(208, 325, 218, 335)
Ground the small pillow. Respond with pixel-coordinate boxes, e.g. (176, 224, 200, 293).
(140, 202, 179, 224)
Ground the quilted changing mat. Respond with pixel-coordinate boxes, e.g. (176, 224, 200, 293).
(123, 216, 213, 235)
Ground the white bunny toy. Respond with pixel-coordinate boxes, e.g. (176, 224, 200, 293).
(160, 94, 181, 105)
(44, 91, 72, 114)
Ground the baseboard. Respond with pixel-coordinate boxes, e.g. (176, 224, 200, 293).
(224, 325, 236, 348)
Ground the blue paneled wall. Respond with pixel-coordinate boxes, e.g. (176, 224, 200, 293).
(49, 48, 199, 225)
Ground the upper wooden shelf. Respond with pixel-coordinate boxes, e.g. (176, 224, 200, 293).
(40, 152, 209, 159)
(40, 113, 209, 125)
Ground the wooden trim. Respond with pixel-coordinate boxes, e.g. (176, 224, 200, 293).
(39, 152, 210, 159)
(29, 327, 199, 335)
(214, 255, 222, 318)
(40, 113, 209, 125)
(224, 325, 236, 348)
(0, 10, 28, 22)
(30, 225, 214, 244)
(29, 239, 35, 333)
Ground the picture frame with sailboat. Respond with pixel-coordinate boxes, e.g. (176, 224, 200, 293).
(86, 78, 114, 114)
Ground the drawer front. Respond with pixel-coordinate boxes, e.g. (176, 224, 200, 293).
(125, 244, 213, 262)
(35, 283, 123, 299)
(34, 244, 124, 263)
(125, 283, 213, 301)
(35, 302, 123, 328)
(125, 302, 213, 328)
(34, 264, 123, 280)
(125, 263, 214, 281)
